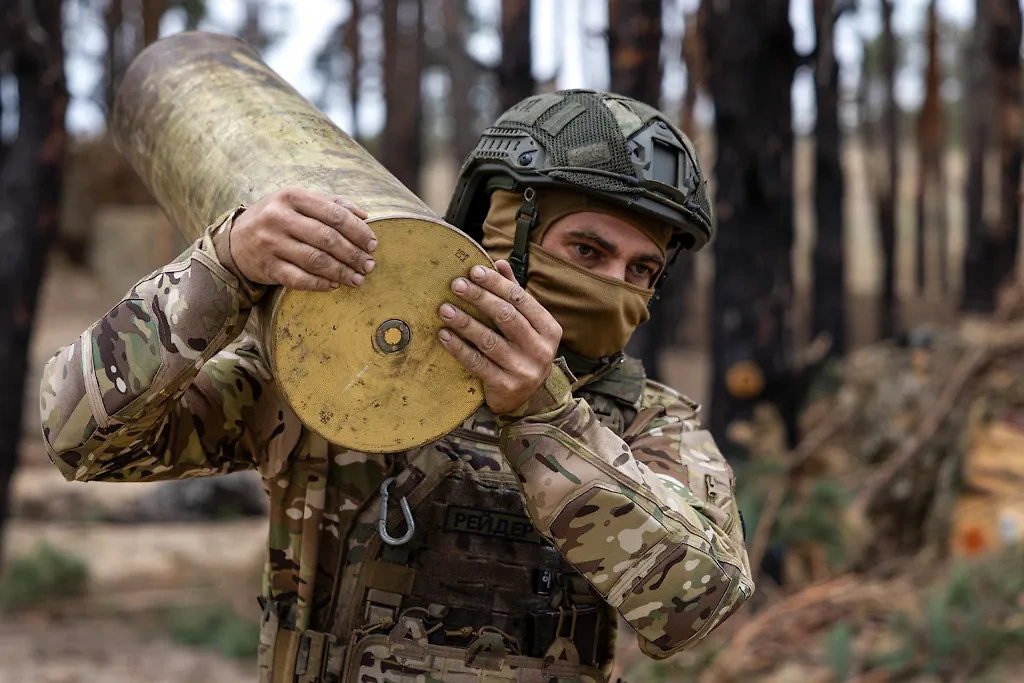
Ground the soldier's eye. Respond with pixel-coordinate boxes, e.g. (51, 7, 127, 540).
(574, 244, 596, 258)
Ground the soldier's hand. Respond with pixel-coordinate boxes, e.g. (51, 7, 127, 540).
(230, 186, 377, 291)
(438, 260, 563, 415)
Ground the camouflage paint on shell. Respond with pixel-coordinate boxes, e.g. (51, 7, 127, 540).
(111, 31, 490, 452)
(111, 31, 434, 248)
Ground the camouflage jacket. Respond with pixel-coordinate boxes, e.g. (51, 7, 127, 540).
(39, 211, 754, 662)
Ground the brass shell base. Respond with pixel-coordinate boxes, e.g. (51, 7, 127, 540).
(269, 215, 493, 452)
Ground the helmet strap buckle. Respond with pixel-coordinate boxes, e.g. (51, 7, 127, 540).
(509, 187, 537, 286)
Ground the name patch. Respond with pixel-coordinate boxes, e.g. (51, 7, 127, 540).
(444, 505, 545, 544)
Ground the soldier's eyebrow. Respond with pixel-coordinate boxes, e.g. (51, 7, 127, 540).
(637, 251, 665, 269)
(565, 229, 665, 267)
(566, 229, 617, 254)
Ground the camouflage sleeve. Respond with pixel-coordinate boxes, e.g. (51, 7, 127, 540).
(39, 208, 302, 483)
(496, 362, 754, 659)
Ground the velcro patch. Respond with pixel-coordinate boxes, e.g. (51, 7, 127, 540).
(541, 103, 586, 136)
(567, 141, 612, 166)
(444, 505, 545, 544)
(502, 93, 564, 126)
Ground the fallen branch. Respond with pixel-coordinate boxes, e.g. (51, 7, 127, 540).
(748, 289, 1024, 577)
(850, 289, 1024, 518)
(705, 575, 899, 678)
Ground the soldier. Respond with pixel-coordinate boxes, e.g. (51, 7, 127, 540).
(40, 91, 753, 682)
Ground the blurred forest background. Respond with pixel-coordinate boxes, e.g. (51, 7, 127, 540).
(1, 0, 1023, 681)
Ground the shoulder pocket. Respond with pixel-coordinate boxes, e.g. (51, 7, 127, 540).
(89, 297, 165, 419)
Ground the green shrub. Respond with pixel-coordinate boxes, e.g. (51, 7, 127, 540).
(166, 602, 260, 660)
(0, 543, 89, 611)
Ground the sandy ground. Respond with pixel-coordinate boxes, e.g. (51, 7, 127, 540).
(0, 615, 254, 683)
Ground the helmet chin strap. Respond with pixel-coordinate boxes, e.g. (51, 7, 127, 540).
(509, 187, 537, 287)
(499, 183, 646, 379)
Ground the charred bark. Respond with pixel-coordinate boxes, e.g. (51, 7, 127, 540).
(916, 0, 948, 299)
(0, 74, 5, 166)
(497, 0, 532, 112)
(706, 0, 798, 453)
(877, 0, 899, 338)
(240, 0, 270, 53)
(990, 0, 1023, 301)
(811, 0, 846, 359)
(347, 0, 362, 142)
(382, 0, 424, 194)
(105, 0, 124, 114)
(962, 0, 993, 311)
(141, 0, 166, 46)
(0, 0, 68, 561)
(443, 0, 482, 162)
(680, 2, 708, 138)
(960, 0, 1021, 313)
(607, 0, 662, 105)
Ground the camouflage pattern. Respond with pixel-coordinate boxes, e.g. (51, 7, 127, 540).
(495, 368, 753, 658)
(39, 212, 753, 679)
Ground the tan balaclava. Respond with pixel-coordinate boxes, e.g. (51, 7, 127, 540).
(482, 189, 673, 359)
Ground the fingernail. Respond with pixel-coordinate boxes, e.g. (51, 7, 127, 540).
(364, 259, 375, 273)
(470, 266, 487, 280)
(329, 281, 340, 289)
(439, 329, 452, 342)
(367, 238, 378, 252)
(352, 273, 364, 285)
(440, 303, 456, 319)
(452, 278, 468, 293)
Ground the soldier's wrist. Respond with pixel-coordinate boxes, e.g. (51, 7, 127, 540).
(210, 205, 268, 304)
(494, 358, 575, 426)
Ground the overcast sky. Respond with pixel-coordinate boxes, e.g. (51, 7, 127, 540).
(48, 0, 980, 138)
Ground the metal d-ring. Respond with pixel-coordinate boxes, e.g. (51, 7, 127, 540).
(378, 476, 415, 546)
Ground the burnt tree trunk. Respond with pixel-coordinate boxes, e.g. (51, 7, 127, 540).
(916, 0, 948, 299)
(811, 0, 845, 359)
(607, 0, 662, 105)
(0, 74, 5, 166)
(959, 0, 1021, 313)
(105, 0, 125, 114)
(990, 0, 1023, 300)
(240, 0, 270, 53)
(962, 0, 993, 311)
(497, 0, 532, 112)
(607, 0, 674, 381)
(680, 2, 708, 138)
(877, 0, 899, 338)
(382, 0, 425, 194)
(347, 0, 362, 142)
(141, 0, 166, 46)
(706, 0, 798, 453)
(443, 0, 482, 162)
(0, 0, 68, 561)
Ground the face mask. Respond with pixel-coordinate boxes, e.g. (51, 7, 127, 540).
(481, 189, 668, 359)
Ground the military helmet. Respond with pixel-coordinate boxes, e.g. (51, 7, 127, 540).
(444, 89, 715, 267)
